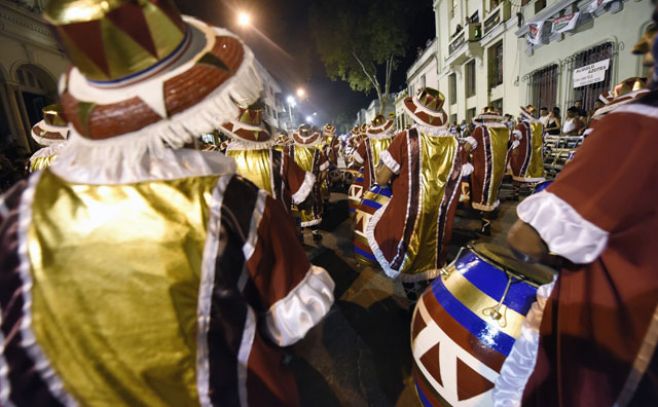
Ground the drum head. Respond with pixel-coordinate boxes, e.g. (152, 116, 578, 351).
(469, 242, 555, 286)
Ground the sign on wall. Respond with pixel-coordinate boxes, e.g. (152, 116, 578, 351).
(573, 59, 610, 88)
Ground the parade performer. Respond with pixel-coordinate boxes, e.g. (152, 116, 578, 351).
(0, 1, 334, 405)
(322, 123, 340, 167)
(222, 103, 316, 213)
(496, 18, 658, 406)
(28, 104, 69, 172)
(509, 105, 545, 199)
(367, 88, 468, 296)
(289, 124, 329, 241)
(465, 111, 510, 235)
(352, 115, 396, 190)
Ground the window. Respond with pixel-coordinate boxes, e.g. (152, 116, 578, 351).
(571, 42, 614, 112)
(449, 73, 457, 105)
(420, 74, 426, 90)
(465, 60, 476, 98)
(450, 113, 458, 126)
(467, 108, 477, 122)
(534, 0, 546, 14)
(488, 41, 504, 89)
(531, 64, 559, 112)
(470, 11, 480, 24)
(491, 98, 503, 114)
(490, 0, 501, 10)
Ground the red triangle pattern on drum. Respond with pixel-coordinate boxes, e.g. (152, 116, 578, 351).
(420, 342, 442, 387)
(456, 358, 494, 401)
(411, 310, 427, 339)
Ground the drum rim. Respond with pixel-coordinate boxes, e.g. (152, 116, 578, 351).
(454, 242, 554, 287)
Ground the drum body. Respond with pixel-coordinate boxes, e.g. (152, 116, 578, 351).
(347, 175, 365, 217)
(353, 185, 392, 267)
(533, 180, 553, 194)
(410, 243, 553, 406)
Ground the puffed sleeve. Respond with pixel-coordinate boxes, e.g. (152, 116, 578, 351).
(379, 131, 407, 175)
(244, 193, 334, 346)
(516, 111, 655, 263)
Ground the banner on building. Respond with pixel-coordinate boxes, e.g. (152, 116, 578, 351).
(526, 21, 545, 45)
(588, 0, 615, 14)
(573, 59, 610, 88)
(551, 12, 580, 34)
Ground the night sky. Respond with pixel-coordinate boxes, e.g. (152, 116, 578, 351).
(175, 0, 434, 124)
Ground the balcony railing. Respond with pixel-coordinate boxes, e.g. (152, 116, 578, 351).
(448, 23, 481, 55)
(483, 1, 512, 36)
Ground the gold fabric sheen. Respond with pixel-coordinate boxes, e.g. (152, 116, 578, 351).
(29, 154, 59, 173)
(486, 127, 510, 207)
(292, 145, 320, 225)
(228, 149, 273, 194)
(369, 137, 393, 170)
(28, 170, 218, 406)
(527, 122, 545, 179)
(403, 134, 458, 276)
(441, 264, 525, 339)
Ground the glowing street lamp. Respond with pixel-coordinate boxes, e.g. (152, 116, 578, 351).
(296, 87, 306, 99)
(305, 115, 314, 124)
(287, 95, 297, 129)
(237, 11, 252, 28)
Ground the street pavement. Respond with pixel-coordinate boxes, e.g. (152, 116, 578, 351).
(289, 184, 521, 406)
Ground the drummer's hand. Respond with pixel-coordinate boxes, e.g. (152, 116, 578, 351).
(507, 220, 549, 263)
(375, 162, 393, 185)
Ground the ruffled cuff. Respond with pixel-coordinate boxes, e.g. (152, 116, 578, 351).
(319, 161, 330, 172)
(265, 266, 335, 346)
(493, 280, 556, 407)
(291, 172, 316, 205)
(461, 162, 474, 177)
(379, 151, 400, 174)
(517, 191, 609, 264)
(464, 136, 478, 150)
(352, 151, 365, 165)
(511, 140, 520, 150)
(512, 130, 522, 141)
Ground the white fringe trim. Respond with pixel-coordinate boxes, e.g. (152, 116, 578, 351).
(379, 151, 400, 175)
(472, 200, 500, 212)
(237, 307, 257, 407)
(493, 279, 556, 407)
(291, 172, 316, 205)
(301, 218, 322, 228)
(464, 136, 478, 150)
(16, 172, 78, 406)
(265, 266, 335, 347)
(29, 142, 66, 161)
(414, 124, 451, 137)
(512, 176, 545, 183)
(461, 162, 474, 177)
(0, 309, 13, 407)
(196, 174, 232, 407)
(31, 121, 68, 146)
(365, 201, 400, 279)
(58, 17, 263, 176)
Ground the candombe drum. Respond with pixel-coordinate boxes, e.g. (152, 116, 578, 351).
(347, 169, 366, 218)
(410, 242, 554, 406)
(353, 185, 392, 267)
(533, 180, 553, 194)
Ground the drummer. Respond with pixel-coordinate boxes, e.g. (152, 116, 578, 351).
(352, 115, 396, 191)
(497, 15, 658, 406)
(369, 87, 471, 298)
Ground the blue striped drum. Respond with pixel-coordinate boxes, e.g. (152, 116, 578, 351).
(533, 180, 553, 194)
(347, 173, 365, 218)
(353, 185, 392, 267)
(410, 242, 554, 406)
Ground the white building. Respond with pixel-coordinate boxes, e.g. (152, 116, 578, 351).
(404, 0, 651, 125)
(255, 62, 286, 130)
(0, 0, 69, 153)
(516, 0, 650, 114)
(394, 89, 409, 130)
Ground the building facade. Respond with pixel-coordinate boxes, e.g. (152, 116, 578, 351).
(0, 0, 69, 154)
(516, 0, 649, 114)
(398, 0, 649, 125)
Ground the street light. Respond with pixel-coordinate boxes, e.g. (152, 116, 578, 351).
(305, 115, 314, 124)
(296, 87, 306, 99)
(237, 11, 252, 28)
(287, 95, 296, 130)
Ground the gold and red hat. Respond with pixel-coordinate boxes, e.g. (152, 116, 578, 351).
(473, 111, 504, 125)
(520, 104, 537, 121)
(322, 124, 336, 136)
(366, 115, 394, 138)
(31, 104, 69, 146)
(593, 77, 649, 118)
(293, 124, 322, 146)
(220, 103, 272, 145)
(403, 87, 448, 127)
(44, 0, 262, 146)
